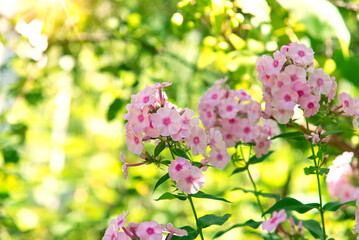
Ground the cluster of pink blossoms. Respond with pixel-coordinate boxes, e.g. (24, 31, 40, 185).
(337, 92, 359, 129)
(124, 82, 216, 156)
(326, 152, 359, 203)
(198, 78, 280, 158)
(256, 42, 337, 124)
(102, 211, 187, 240)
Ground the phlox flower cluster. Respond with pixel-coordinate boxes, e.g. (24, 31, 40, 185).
(102, 211, 187, 240)
(124, 82, 207, 156)
(256, 42, 337, 124)
(198, 78, 280, 159)
(326, 152, 359, 203)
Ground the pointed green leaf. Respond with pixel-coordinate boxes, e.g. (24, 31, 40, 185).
(231, 166, 247, 175)
(191, 191, 231, 203)
(168, 226, 198, 240)
(172, 148, 190, 160)
(154, 141, 166, 157)
(213, 219, 262, 238)
(248, 151, 273, 165)
(321, 130, 342, 138)
(263, 197, 319, 216)
(232, 187, 280, 202)
(302, 219, 323, 239)
(323, 201, 355, 212)
(198, 214, 231, 229)
(270, 131, 304, 140)
(153, 173, 170, 193)
(107, 98, 123, 121)
(155, 192, 186, 201)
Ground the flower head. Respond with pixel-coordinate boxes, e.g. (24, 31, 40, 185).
(262, 209, 287, 233)
(176, 166, 205, 194)
(151, 108, 181, 136)
(136, 221, 163, 240)
(168, 157, 191, 181)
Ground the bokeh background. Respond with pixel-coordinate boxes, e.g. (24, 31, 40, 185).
(1, 0, 359, 239)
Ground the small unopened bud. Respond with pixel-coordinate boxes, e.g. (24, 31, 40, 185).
(317, 125, 322, 136)
(320, 154, 329, 167)
(298, 220, 303, 234)
(289, 216, 296, 235)
(155, 156, 160, 160)
(161, 136, 167, 141)
(139, 155, 147, 159)
(142, 136, 151, 141)
(148, 105, 157, 111)
(179, 109, 186, 115)
(322, 136, 330, 143)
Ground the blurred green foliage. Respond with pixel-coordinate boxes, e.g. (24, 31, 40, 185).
(1, 0, 359, 239)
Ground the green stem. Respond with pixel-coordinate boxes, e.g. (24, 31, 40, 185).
(188, 195, 204, 240)
(305, 119, 326, 240)
(167, 141, 204, 240)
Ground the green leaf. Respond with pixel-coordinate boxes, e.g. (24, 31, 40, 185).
(232, 187, 280, 202)
(302, 219, 323, 239)
(231, 166, 247, 175)
(0, 192, 10, 200)
(304, 166, 329, 176)
(198, 214, 231, 229)
(323, 201, 355, 212)
(155, 192, 186, 201)
(263, 197, 319, 216)
(191, 191, 231, 203)
(2, 147, 19, 164)
(153, 173, 170, 193)
(270, 131, 304, 140)
(172, 148, 190, 160)
(247, 151, 273, 165)
(107, 98, 124, 121)
(321, 130, 342, 138)
(213, 219, 262, 239)
(154, 141, 166, 157)
(169, 226, 198, 240)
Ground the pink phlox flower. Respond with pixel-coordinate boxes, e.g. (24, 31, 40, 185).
(308, 68, 332, 95)
(127, 106, 150, 133)
(254, 137, 271, 158)
(198, 104, 216, 128)
(338, 92, 355, 116)
(284, 65, 306, 83)
(287, 42, 314, 66)
(136, 221, 163, 240)
(262, 209, 287, 233)
(220, 117, 241, 131)
(275, 85, 298, 111)
(168, 157, 192, 181)
(144, 115, 160, 138)
(255, 56, 266, 77)
(116, 211, 130, 228)
(120, 153, 128, 179)
(235, 89, 252, 101)
(153, 82, 172, 89)
(131, 85, 156, 108)
(262, 54, 283, 75)
(200, 155, 210, 171)
(185, 126, 207, 156)
(126, 222, 139, 239)
(353, 208, 359, 236)
(176, 166, 205, 194)
(237, 118, 260, 143)
(292, 81, 311, 103)
(208, 141, 231, 170)
(179, 108, 195, 130)
(207, 128, 223, 146)
(336, 184, 357, 203)
(299, 94, 320, 117)
(280, 43, 292, 56)
(103, 219, 119, 240)
(221, 128, 240, 147)
(271, 108, 294, 124)
(353, 188, 359, 200)
(247, 100, 262, 125)
(261, 119, 280, 137)
(123, 104, 135, 121)
(214, 76, 228, 87)
(271, 72, 291, 94)
(218, 97, 241, 119)
(202, 86, 223, 107)
(125, 123, 144, 154)
(151, 108, 181, 136)
(327, 77, 337, 103)
(304, 133, 320, 144)
(161, 223, 188, 237)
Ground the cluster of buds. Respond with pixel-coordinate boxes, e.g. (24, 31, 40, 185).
(102, 211, 187, 240)
(256, 42, 337, 124)
(262, 210, 304, 239)
(326, 152, 359, 203)
(198, 78, 280, 158)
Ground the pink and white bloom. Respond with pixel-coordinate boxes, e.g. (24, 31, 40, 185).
(272, 72, 291, 92)
(271, 108, 294, 124)
(218, 97, 240, 119)
(208, 142, 230, 169)
(275, 86, 298, 111)
(292, 81, 311, 102)
(126, 222, 139, 238)
(185, 126, 207, 156)
(237, 119, 259, 143)
(284, 65, 306, 83)
(131, 85, 156, 108)
(168, 157, 191, 181)
(308, 68, 332, 95)
(120, 153, 128, 179)
(235, 89, 252, 101)
(299, 95, 320, 117)
(126, 124, 144, 154)
(116, 211, 130, 228)
(254, 139, 271, 158)
(161, 223, 188, 238)
(221, 128, 239, 147)
(327, 77, 337, 103)
(102, 220, 119, 240)
(136, 221, 163, 240)
(288, 43, 314, 66)
(338, 92, 355, 116)
(177, 166, 205, 194)
(207, 128, 223, 146)
(144, 116, 160, 138)
(262, 209, 287, 233)
(201, 86, 223, 107)
(198, 104, 216, 128)
(151, 108, 181, 136)
(127, 107, 150, 133)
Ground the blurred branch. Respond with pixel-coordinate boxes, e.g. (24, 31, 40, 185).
(329, 0, 359, 12)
